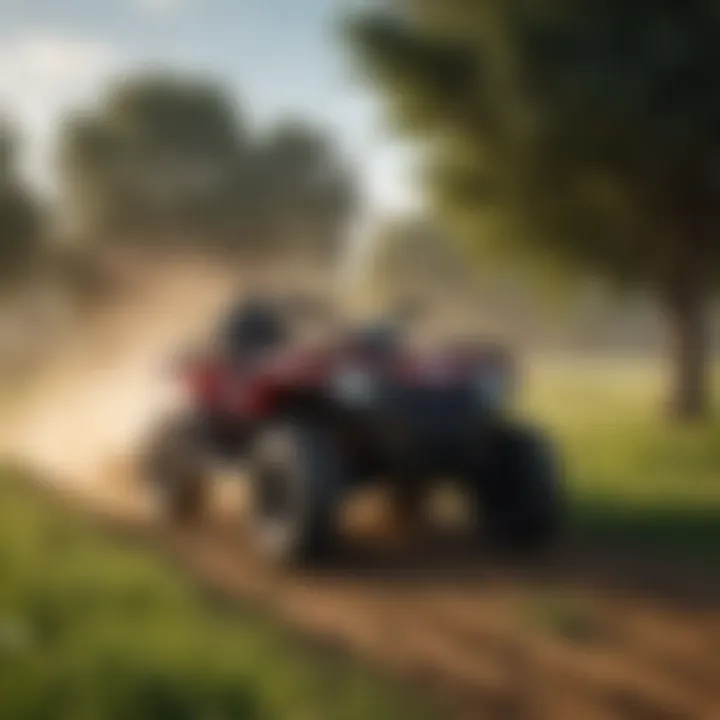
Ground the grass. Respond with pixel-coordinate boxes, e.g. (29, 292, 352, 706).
(524, 356, 720, 562)
(0, 475, 433, 720)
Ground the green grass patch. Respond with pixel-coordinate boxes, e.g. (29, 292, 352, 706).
(525, 357, 720, 562)
(0, 475, 433, 720)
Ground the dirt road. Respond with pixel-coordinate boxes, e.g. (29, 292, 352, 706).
(57, 467, 718, 720)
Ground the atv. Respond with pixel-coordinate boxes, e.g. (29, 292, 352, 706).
(141, 296, 563, 564)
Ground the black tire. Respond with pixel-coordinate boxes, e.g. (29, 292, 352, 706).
(475, 424, 564, 552)
(248, 422, 345, 566)
(141, 414, 210, 524)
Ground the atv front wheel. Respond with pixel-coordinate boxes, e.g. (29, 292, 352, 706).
(248, 422, 345, 565)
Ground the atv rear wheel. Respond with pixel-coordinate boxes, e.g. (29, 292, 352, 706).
(475, 424, 563, 552)
(141, 415, 211, 524)
(248, 422, 345, 566)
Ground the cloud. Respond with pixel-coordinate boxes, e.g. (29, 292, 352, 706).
(0, 33, 123, 190)
(0, 35, 118, 79)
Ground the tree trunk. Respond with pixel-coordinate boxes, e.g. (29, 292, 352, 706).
(664, 276, 710, 421)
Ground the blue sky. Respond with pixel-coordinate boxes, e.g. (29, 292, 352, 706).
(0, 0, 418, 214)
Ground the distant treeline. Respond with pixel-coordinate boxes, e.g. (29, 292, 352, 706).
(0, 70, 357, 306)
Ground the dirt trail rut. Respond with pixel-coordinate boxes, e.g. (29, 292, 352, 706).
(65, 469, 720, 720)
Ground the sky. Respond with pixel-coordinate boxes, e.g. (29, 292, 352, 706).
(0, 0, 420, 216)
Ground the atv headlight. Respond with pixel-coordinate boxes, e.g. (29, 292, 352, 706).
(331, 366, 377, 406)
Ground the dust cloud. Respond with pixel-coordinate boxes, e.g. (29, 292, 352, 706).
(0, 255, 242, 486)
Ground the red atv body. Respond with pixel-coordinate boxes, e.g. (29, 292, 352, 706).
(183, 339, 511, 424)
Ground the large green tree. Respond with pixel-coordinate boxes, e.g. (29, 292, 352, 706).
(349, 1, 720, 419)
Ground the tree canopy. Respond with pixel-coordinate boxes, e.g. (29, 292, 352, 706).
(58, 73, 357, 263)
(58, 73, 248, 247)
(348, 0, 720, 418)
(243, 119, 357, 263)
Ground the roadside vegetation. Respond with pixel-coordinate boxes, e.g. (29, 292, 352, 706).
(527, 358, 720, 562)
(0, 473, 433, 720)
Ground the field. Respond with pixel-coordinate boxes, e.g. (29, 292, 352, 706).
(1, 356, 719, 719)
(526, 357, 720, 562)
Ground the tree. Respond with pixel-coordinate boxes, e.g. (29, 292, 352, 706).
(58, 72, 248, 248)
(57, 74, 357, 269)
(249, 119, 357, 265)
(349, 1, 720, 420)
(0, 120, 43, 287)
